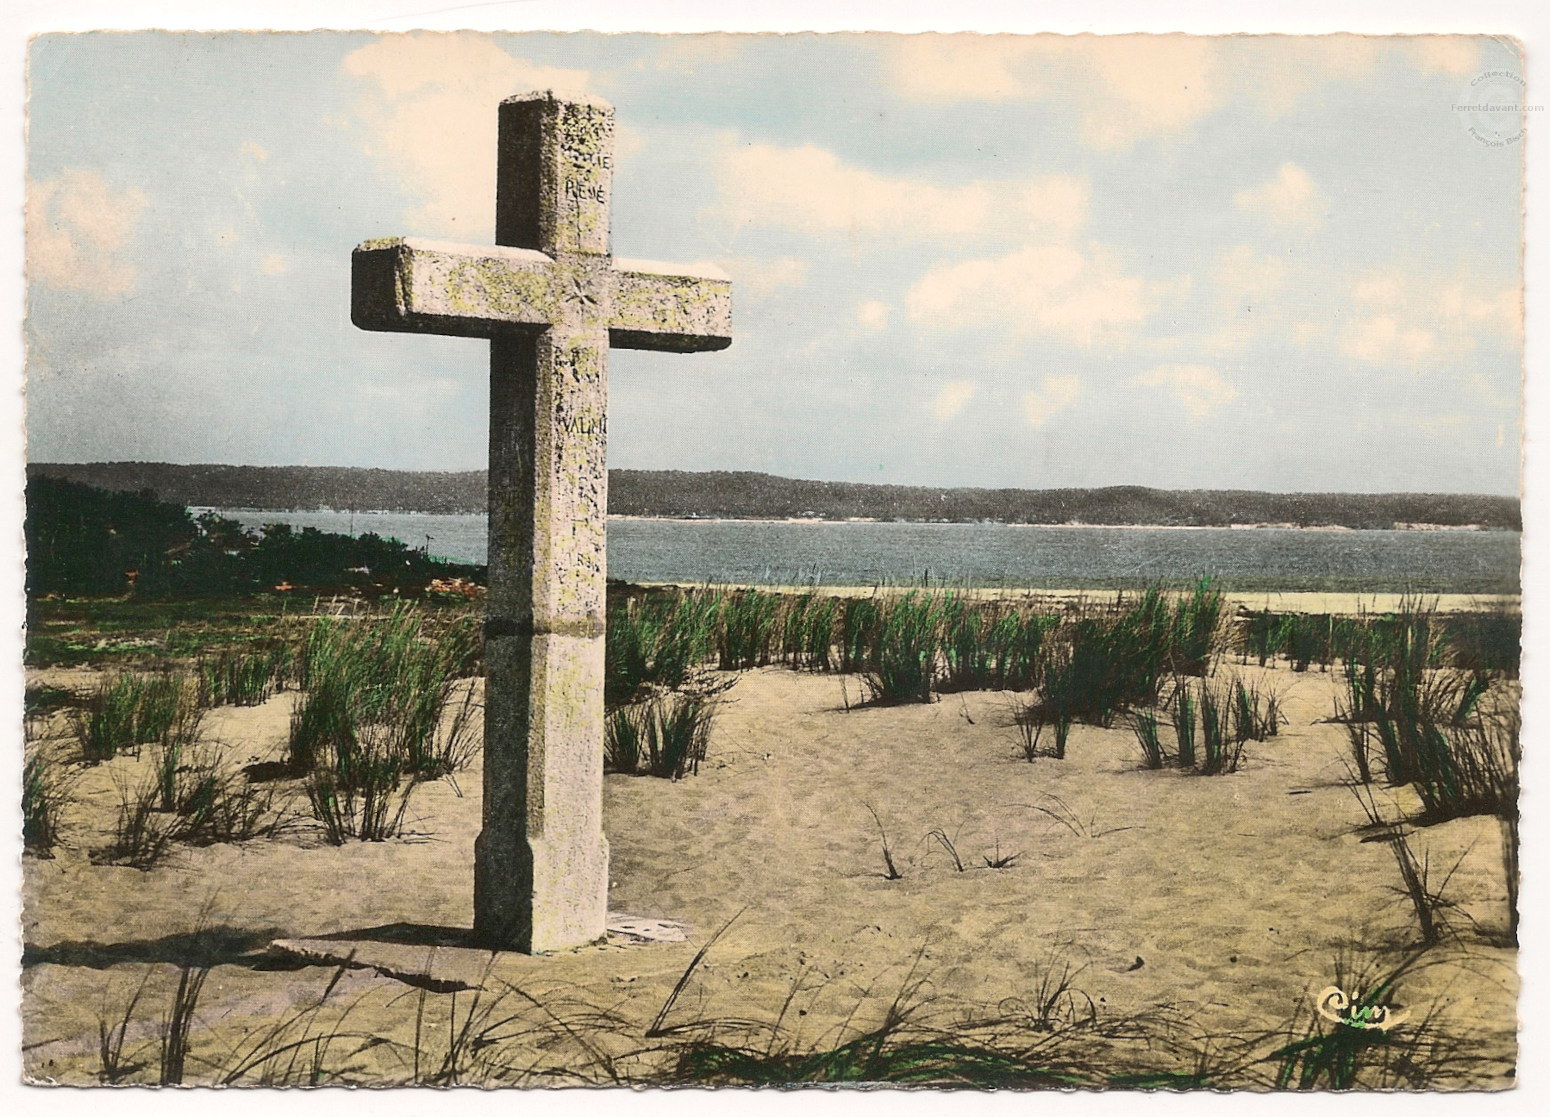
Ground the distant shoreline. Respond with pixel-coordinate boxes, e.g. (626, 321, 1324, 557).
(33, 464, 1522, 533)
(196, 507, 1509, 534)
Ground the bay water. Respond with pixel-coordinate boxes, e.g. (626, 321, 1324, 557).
(195, 509, 1521, 595)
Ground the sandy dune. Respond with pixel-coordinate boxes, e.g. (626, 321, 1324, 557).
(22, 661, 1517, 1087)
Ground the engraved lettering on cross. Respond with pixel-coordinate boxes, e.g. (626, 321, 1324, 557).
(350, 91, 731, 953)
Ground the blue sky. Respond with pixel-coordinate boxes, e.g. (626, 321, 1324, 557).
(24, 31, 1525, 494)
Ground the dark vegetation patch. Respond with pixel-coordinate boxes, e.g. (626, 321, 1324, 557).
(25, 476, 484, 601)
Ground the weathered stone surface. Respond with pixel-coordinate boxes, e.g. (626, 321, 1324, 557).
(350, 90, 731, 954)
(611, 259, 732, 352)
(350, 241, 731, 350)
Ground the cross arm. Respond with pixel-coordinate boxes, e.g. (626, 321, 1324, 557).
(351, 237, 561, 338)
(608, 260, 732, 353)
(351, 237, 733, 352)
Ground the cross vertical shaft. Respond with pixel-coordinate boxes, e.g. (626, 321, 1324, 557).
(476, 94, 614, 951)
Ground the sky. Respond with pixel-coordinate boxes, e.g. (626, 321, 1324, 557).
(23, 30, 1527, 495)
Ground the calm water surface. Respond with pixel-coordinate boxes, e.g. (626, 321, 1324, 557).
(197, 509, 1521, 594)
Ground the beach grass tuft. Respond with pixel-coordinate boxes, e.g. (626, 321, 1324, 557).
(72, 674, 148, 763)
(605, 686, 725, 780)
(287, 604, 482, 840)
(98, 771, 185, 869)
(200, 644, 292, 707)
(1333, 600, 1516, 823)
(717, 589, 780, 671)
(304, 725, 419, 844)
(863, 591, 945, 704)
(1132, 710, 1165, 770)
(607, 587, 720, 707)
(23, 743, 77, 858)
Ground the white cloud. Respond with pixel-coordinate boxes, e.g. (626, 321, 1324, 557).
(1023, 374, 1081, 426)
(1406, 36, 1487, 77)
(1190, 244, 1294, 353)
(1340, 266, 1520, 363)
(721, 255, 808, 297)
(1134, 363, 1238, 419)
(1341, 315, 1437, 363)
(1437, 283, 1521, 340)
(1234, 163, 1329, 229)
(857, 299, 890, 331)
(26, 169, 149, 297)
(886, 34, 1219, 150)
(1226, 36, 1383, 118)
(718, 142, 1087, 241)
(1214, 244, 1289, 304)
(888, 35, 1051, 101)
(343, 33, 590, 236)
(1076, 35, 1220, 150)
(933, 380, 977, 420)
(906, 244, 1187, 348)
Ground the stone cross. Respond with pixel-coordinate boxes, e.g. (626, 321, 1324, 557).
(350, 91, 731, 953)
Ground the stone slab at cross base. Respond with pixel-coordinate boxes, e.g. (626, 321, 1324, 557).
(269, 916, 691, 992)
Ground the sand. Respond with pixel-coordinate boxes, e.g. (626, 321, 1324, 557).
(21, 660, 1518, 1088)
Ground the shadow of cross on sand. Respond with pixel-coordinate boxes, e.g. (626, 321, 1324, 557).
(348, 91, 731, 955)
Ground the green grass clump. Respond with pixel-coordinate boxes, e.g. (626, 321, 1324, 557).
(1241, 610, 1291, 667)
(863, 592, 946, 704)
(288, 605, 482, 840)
(133, 673, 187, 745)
(200, 644, 292, 707)
(607, 588, 720, 707)
(71, 671, 201, 763)
(304, 727, 418, 844)
(1197, 684, 1242, 775)
(840, 596, 884, 675)
(938, 596, 993, 692)
(806, 596, 841, 671)
(1171, 686, 1197, 768)
(777, 593, 840, 672)
(72, 674, 146, 762)
(1334, 601, 1513, 821)
(1167, 579, 1224, 676)
(1028, 595, 1168, 737)
(290, 604, 479, 779)
(1168, 676, 1266, 775)
(604, 689, 723, 779)
(23, 746, 76, 857)
(1229, 677, 1282, 743)
(1070, 589, 1174, 716)
(717, 589, 780, 671)
(1132, 711, 1165, 770)
(1014, 588, 1197, 760)
(938, 597, 1055, 693)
